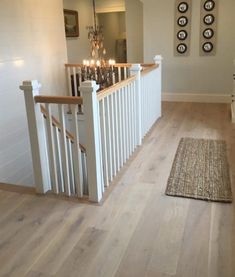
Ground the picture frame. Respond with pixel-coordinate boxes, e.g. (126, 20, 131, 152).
(63, 9, 79, 38)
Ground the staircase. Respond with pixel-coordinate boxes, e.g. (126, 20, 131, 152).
(20, 55, 163, 203)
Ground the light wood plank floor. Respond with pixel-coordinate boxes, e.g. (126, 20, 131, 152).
(0, 102, 235, 277)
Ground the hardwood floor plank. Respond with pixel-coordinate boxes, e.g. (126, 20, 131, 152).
(30, 205, 92, 276)
(84, 182, 154, 277)
(56, 227, 107, 277)
(208, 203, 235, 277)
(0, 200, 81, 277)
(175, 201, 212, 277)
(145, 197, 189, 276)
(0, 197, 59, 271)
(0, 190, 29, 222)
(25, 270, 54, 277)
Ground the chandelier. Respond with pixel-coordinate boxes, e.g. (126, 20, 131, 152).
(87, 0, 106, 60)
(82, 0, 116, 90)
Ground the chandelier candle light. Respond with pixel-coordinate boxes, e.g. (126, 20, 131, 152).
(81, 0, 116, 90)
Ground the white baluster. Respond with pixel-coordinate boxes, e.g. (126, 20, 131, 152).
(124, 67, 127, 79)
(130, 64, 142, 145)
(55, 127, 64, 192)
(117, 88, 123, 167)
(68, 139, 75, 194)
(121, 87, 127, 164)
(72, 67, 77, 97)
(58, 104, 71, 196)
(127, 84, 132, 157)
(78, 67, 82, 96)
(67, 67, 72, 97)
(71, 104, 83, 197)
(105, 95, 113, 181)
(118, 67, 121, 82)
(124, 86, 129, 160)
(45, 103, 59, 194)
(114, 90, 120, 171)
(99, 99, 109, 187)
(110, 93, 117, 177)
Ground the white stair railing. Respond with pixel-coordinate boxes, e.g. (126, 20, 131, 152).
(20, 55, 162, 202)
(20, 82, 86, 198)
(78, 55, 163, 200)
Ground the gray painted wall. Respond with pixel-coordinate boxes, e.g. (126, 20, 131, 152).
(0, 0, 68, 187)
(143, 0, 235, 95)
(125, 0, 144, 63)
(98, 12, 126, 60)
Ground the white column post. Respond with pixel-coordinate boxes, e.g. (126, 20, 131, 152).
(20, 80, 50, 193)
(154, 55, 163, 117)
(80, 81, 103, 202)
(130, 64, 142, 145)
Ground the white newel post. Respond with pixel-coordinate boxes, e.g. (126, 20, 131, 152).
(80, 81, 103, 202)
(130, 64, 142, 145)
(154, 55, 163, 117)
(20, 80, 50, 193)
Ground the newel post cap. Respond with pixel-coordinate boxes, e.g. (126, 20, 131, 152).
(79, 80, 99, 93)
(154, 55, 163, 64)
(20, 80, 42, 91)
(130, 63, 142, 72)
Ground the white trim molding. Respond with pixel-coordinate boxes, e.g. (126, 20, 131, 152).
(162, 92, 231, 104)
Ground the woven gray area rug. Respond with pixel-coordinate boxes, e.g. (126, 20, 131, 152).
(165, 138, 233, 203)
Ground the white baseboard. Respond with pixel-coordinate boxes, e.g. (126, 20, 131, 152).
(162, 92, 231, 104)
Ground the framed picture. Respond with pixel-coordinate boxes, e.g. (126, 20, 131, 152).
(64, 9, 79, 37)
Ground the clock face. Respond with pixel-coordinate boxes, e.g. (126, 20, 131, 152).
(203, 14, 215, 25)
(177, 30, 188, 40)
(177, 43, 187, 54)
(202, 42, 213, 52)
(204, 0, 215, 11)
(177, 16, 188, 27)
(178, 2, 189, 13)
(203, 28, 214, 39)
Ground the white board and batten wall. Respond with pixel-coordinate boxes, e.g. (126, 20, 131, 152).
(0, 0, 68, 187)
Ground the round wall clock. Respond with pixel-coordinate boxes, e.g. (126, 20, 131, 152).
(202, 42, 213, 52)
(204, 0, 215, 11)
(177, 30, 188, 40)
(177, 16, 188, 27)
(178, 2, 189, 13)
(203, 28, 214, 39)
(203, 14, 215, 25)
(177, 43, 187, 54)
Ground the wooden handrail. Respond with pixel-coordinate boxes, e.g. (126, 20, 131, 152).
(96, 75, 137, 101)
(114, 63, 132, 68)
(65, 63, 83, 67)
(141, 63, 155, 67)
(35, 95, 83, 105)
(141, 64, 159, 76)
(65, 63, 156, 69)
(40, 105, 86, 153)
(65, 63, 132, 68)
